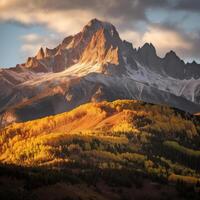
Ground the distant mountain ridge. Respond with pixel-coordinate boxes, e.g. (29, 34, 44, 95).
(0, 18, 200, 126)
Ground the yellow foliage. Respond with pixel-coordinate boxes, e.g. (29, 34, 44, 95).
(112, 120, 139, 133)
(0, 99, 199, 168)
(168, 174, 200, 185)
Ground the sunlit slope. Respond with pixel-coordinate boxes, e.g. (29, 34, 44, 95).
(0, 99, 200, 183)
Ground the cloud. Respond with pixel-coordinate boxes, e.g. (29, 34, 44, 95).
(179, 31, 200, 62)
(120, 30, 143, 47)
(0, 0, 199, 35)
(0, 0, 168, 34)
(20, 33, 60, 59)
(142, 26, 192, 55)
(20, 44, 41, 57)
(173, 0, 200, 12)
(21, 33, 41, 42)
(1, 0, 200, 32)
(0, 8, 96, 35)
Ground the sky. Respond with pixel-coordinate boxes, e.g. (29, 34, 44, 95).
(0, 0, 200, 67)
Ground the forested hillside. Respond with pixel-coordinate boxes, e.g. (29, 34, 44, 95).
(0, 100, 200, 199)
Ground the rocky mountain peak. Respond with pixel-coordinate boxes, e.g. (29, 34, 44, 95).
(83, 18, 118, 35)
(81, 19, 122, 47)
(191, 60, 197, 65)
(165, 50, 179, 60)
(36, 47, 45, 60)
(139, 43, 157, 56)
(79, 20, 124, 68)
(19, 19, 125, 73)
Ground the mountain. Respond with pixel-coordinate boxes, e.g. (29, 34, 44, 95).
(1, 18, 200, 127)
(0, 100, 200, 199)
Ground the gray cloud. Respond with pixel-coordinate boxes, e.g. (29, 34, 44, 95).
(1, 0, 199, 25)
(0, 0, 171, 23)
(173, 0, 200, 12)
(182, 32, 200, 62)
(1, 0, 198, 28)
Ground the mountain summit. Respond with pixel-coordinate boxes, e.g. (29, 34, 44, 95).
(0, 19, 200, 126)
(20, 19, 124, 74)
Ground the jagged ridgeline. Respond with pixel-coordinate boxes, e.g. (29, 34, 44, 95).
(1, 100, 200, 181)
(1, 19, 200, 128)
